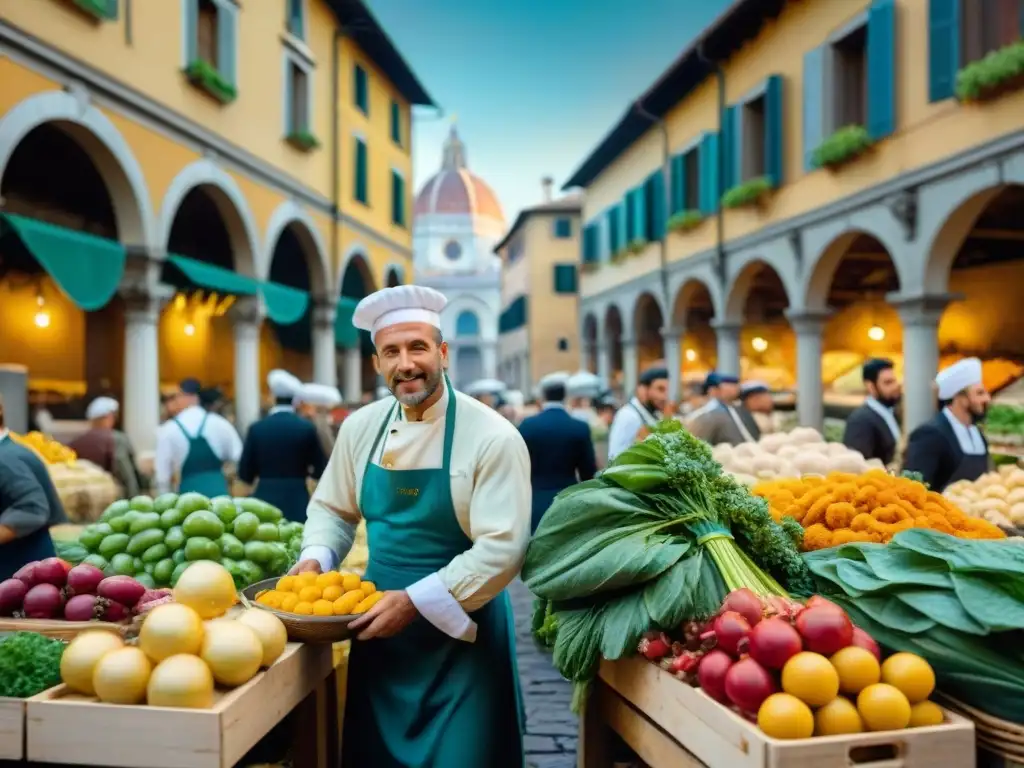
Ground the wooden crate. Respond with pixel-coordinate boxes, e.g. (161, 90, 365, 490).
(0, 618, 121, 641)
(590, 657, 976, 768)
(941, 696, 1024, 767)
(0, 697, 24, 760)
(26, 641, 334, 768)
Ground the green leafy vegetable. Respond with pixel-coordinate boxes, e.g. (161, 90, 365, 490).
(0, 632, 65, 698)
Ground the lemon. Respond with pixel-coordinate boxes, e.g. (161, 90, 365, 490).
(830, 646, 881, 695)
(757, 693, 814, 739)
(857, 683, 911, 731)
(781, 652, 839, 707)
(881, 653, 935, 704)
(298, 585, 322, 603)
(814, 697, 864, 735)
(908, 700, 944, 727)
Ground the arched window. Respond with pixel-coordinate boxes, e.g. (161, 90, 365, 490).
(455, 310, 480, 337)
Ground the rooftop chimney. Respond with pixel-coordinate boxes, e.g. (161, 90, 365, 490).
(541, 176, 554, 202)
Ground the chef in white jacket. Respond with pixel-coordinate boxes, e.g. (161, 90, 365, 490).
(292, 284, 530, 767)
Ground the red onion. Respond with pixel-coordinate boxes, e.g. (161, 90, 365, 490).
(96, 576, 146, 608)
(851, 627, 881, 661)
(747, 617, 803, 669)
(711, 611, 751, 658)
(724, 656, 777, 713)
(795, 605, 854, 656)
(22, 583, 64, 619)
(13, 562, 39, 588)
(33, 557, 69, 588)
(101, 601, 129, 621)
(64, 594, 107, 622)
(0, 579, 28, 616)
(721, 588, 764, 627)
(65, 564, 106, 597)
(697, 650, 734, 703)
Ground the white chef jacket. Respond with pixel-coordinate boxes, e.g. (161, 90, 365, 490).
(301, 386, 532, 643)
(153, 405, 243, 494)
(606, 398, 658, 462)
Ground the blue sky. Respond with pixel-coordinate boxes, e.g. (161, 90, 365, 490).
(366, 0, 730, 222)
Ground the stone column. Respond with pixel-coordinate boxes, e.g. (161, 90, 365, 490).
(786, 311, 830, 431)
(712, 321, 742, 377)
(311, 301, 337, 388)
(482, 341, 498, 380)
(621, 336, 639, 395)
(661, 325, 684, 403)
(596, 338, 611, 386)
(343, 347, 363, 402)
(122, 291, 162, 454)
(893, 294, 951, 433)
(231, 298, 262, 437)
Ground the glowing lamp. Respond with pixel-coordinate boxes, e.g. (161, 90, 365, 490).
(34, 311, 50, 329)
(684, 349, 697, 362)
(867, 325, 886, 341)
(184, 323, 196, 337)
(751, 336, 768, 352)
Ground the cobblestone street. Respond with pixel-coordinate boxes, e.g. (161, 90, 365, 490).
(509, 578, 578, 768)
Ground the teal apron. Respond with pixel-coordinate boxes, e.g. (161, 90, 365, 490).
(342, 378, 525, 768)
(254, 477, 309, 523)
(174, 414, 229, 497)
(1, 526, 56, 581)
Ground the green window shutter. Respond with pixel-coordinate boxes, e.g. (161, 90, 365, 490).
(354, 65, 368, 113)
(763, 75, 784, 187)
(803, 47, 825, 171)
(184, 0, 198, 63)
(390, 101, 401, 144)
(354, 138, 368, 203)
(606, 206, 620, 253)
(867, 0, 897, 140)
(670, 154, 685, 214)
(928, 0, 960, 102)
(553, 264, 577, 294)
(287, 0, 304, 38)
(721, 104, 741, 189)
(553, 218, 572, 238)
(633, 185, 648, 240)
(217, 1, 238, 87)
(284, 62, 294, 134)
(646, 170, 665, 240)
(698, 132, 720, 215)
(581, 224, 598, 264)
(391, 171, 405, 226)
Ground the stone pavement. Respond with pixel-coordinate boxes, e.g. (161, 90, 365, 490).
(509, 578, 578, 768)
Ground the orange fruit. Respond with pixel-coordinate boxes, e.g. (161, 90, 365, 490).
(312, 599, 334, 616)
(342, 573, 362, 592)
(857, 683, 911, 731)
(908, 700, 944, 727)
(360, 581, 376, 595)
(317, 571, 343, 589)
(296, 571, 317, 587)
(293, 601, 314, 616)
(814, 697, 864, 735)
(298, 585, 322, 603)
(782, 652, 839, 707)
(275, 576, 297, 593)
(880, 653, 935, 703)
(830, 646, 881, 695)
(757, 693, 814, 739)
(321, 585, 344, 602)
(279, 593, 299, 612)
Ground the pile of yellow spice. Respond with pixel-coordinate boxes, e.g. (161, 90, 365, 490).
(753, 469, 1006, 551)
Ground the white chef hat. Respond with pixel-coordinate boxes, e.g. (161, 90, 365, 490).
(566, 370, 602, 398)
(294, 383, 342, 408)
(740, 380, 771, 397)
(465, 378, 507, 397)
(353, 285, 448, 344)
(935, 357, 983, 400)
(86, 396, 119, 421)
(537, 371, 570, 397)
(268, 369, 302, 399)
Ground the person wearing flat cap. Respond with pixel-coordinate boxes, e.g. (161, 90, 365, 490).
(842, 358, 903, 467)
(738, 380, 773, 439)
(292, 284, 530, 767)
(154, 378, 243, 497)
(69, 396, 141, 497)
(518, 372, 597, 532)
(903, 357, 992, 492)
(294, 382, 343, 458)
(236, 371, 327, 523)
(684, 372, 733, 424)
(607, 367, 670, 461)
(688, 373, 756, 446)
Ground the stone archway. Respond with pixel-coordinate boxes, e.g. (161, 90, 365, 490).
(632, 292, 665, 372)
(723, 259, 794, 386)
(603, 304, 624, 391)
(384, 263, 404, 287)
(338, 248, 378, 401)
(581, 312, 598, 373)
(671, 278, 718, 382)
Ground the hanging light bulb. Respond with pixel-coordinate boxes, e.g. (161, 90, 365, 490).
(33, 293, 50, 329)
(183, 322, 196, 337)
(751, 336, 768, 352)
(867, 325, 886, 341)
(684, 348, 697, 362)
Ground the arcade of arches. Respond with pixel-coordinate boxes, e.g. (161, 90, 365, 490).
(580, 184, 1024, 433)
(0, 118, 400, 451)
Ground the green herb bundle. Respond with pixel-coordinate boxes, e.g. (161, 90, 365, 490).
(0, 632, 65, 698)
(522, 421, 812, 707)
(804, 528, 1024, 723)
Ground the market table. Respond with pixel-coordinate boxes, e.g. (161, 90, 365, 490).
(5, 641, 338, 768)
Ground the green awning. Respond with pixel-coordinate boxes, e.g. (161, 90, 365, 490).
(0, 213, 126, 311)
(167, 254, 259, 295)
(335, 296, 360, 349)
(260, 281, 309, 325)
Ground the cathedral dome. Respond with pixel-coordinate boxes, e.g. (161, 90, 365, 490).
(414, 126, 505, 224)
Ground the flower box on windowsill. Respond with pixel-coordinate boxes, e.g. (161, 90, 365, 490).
(286, 131, 320, 152)
(721, 176, 773, 210)
(626, 238, 648, 256)
(72, 0, 117, 20)
(580, 261, 600, 274)
(611, 250, 630, 264)
(184, 60, 237, 104)
(812, 125, 874, 171)
(956, 42, 1024, 103)
(667, 210, 706, 234)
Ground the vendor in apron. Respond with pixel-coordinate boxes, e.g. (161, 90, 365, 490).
(606, 366, 670, 461)
(904, 357, 992, 493)
(237, 371, 327, 522)
(294, 284, 530, 768)
(154, 379, 243, 497)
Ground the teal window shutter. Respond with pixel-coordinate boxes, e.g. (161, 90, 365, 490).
(391, 171, 405, 226)
(286, 0, 304, 38)
(217, 1, 238, 86)
(721, 105, 742, 189)
(354, 138, 368, 203)
(553, 264, 577, 294)
(764, 75, 784, 187)
(553, 218, 573, 238)
(698, 132, 720, 215)
(647, 170, 666, 239)
(184, 0, 198, 63)
(354, 65, 369, 113)
(624, 191, 636, 241)
(867, 0, 897, 140)
(928, 0, 960, 102)
(670, 154, 684, 214)
(284, 62, 294, 134)
(606, 208, 616, 253)
(581, 224, 596, 264)
(390, 101, 401, 144)
(803, 47, 825, 171)
(634, 186, 648, 240)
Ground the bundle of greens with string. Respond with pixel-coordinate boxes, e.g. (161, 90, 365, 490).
(523, 420, 812, 709)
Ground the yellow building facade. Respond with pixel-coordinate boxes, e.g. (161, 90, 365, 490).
(495, 192, 582, 394)
(0, 0, 434, 449)
(567, 0, 1024, 432)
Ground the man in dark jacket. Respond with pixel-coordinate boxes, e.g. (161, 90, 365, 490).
(843, 358, 902, 467)
(70, 397, 141, 497)
(518, 372, 597, 532)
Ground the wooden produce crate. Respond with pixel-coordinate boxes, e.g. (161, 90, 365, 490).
(941, 695, 1024, 767)
(0, 618, 121, 641)
(26, 641, 335, 768)
(0, 697, 24, 760)
(580, 657, 976, 768)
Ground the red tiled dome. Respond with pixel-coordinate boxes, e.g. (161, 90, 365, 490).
(413, 125, 505, 224)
